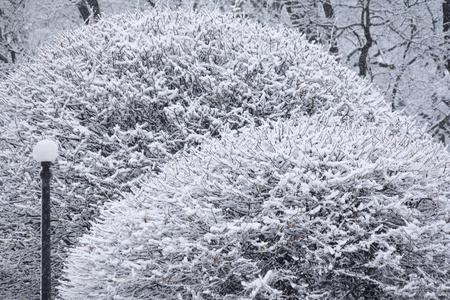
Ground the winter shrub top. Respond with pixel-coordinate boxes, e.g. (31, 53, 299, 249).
(0, 8, 401, 299)
(60, 115, 450, 299)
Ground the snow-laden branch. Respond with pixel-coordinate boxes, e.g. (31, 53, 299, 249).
(60, 115, 450, 299)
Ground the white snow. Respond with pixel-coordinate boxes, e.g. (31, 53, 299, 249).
(1, 8, 448, 300)
(32, 140, 58, 162)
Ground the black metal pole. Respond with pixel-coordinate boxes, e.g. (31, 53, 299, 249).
(40, 161, 52, 300)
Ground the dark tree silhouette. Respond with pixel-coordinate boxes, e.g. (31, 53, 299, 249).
(443, 0, 450, 72)
(77, 0, 100, 24)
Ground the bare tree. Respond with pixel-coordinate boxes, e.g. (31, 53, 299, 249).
(0, 0, 25, 69)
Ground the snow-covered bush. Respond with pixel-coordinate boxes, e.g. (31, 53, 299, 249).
(0, 9, 389, 299)
(60, 115, 450, 299)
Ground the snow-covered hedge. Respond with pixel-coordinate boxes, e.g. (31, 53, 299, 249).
(60, 115, 450, 299)
(0, 9, 389, 299)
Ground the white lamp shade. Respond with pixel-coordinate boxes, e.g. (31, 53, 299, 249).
(33, 140, 59, 162)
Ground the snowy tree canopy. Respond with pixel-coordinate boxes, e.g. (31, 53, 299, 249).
(60, 114, 450, 299)
(0, 9, 390, 299)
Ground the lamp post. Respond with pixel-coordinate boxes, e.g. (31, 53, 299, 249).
(33, 140, 58, 300)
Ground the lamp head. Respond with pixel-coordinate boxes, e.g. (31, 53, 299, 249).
(33, 140, 59, 162)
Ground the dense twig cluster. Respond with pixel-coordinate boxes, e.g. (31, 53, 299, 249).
(61, 115, 450, 299)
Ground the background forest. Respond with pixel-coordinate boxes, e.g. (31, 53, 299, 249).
(1, 0, 450, 146)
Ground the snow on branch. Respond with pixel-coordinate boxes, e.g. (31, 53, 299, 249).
(60, 115, 450, 299)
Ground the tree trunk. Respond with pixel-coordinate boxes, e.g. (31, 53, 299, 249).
(359, 0, 373, 78)
(322, 0, 338, 54)
(10, 50, 16, 63)
(77, 0, 100, 24)
(443, 0, 450, 72)
(0, 53, 8, 63)
(0, 27, 7, 63)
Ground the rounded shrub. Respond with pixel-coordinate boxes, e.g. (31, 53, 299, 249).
(60, 115, 450, 299)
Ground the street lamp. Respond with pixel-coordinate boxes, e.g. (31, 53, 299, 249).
(33, 140, 58, 300)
